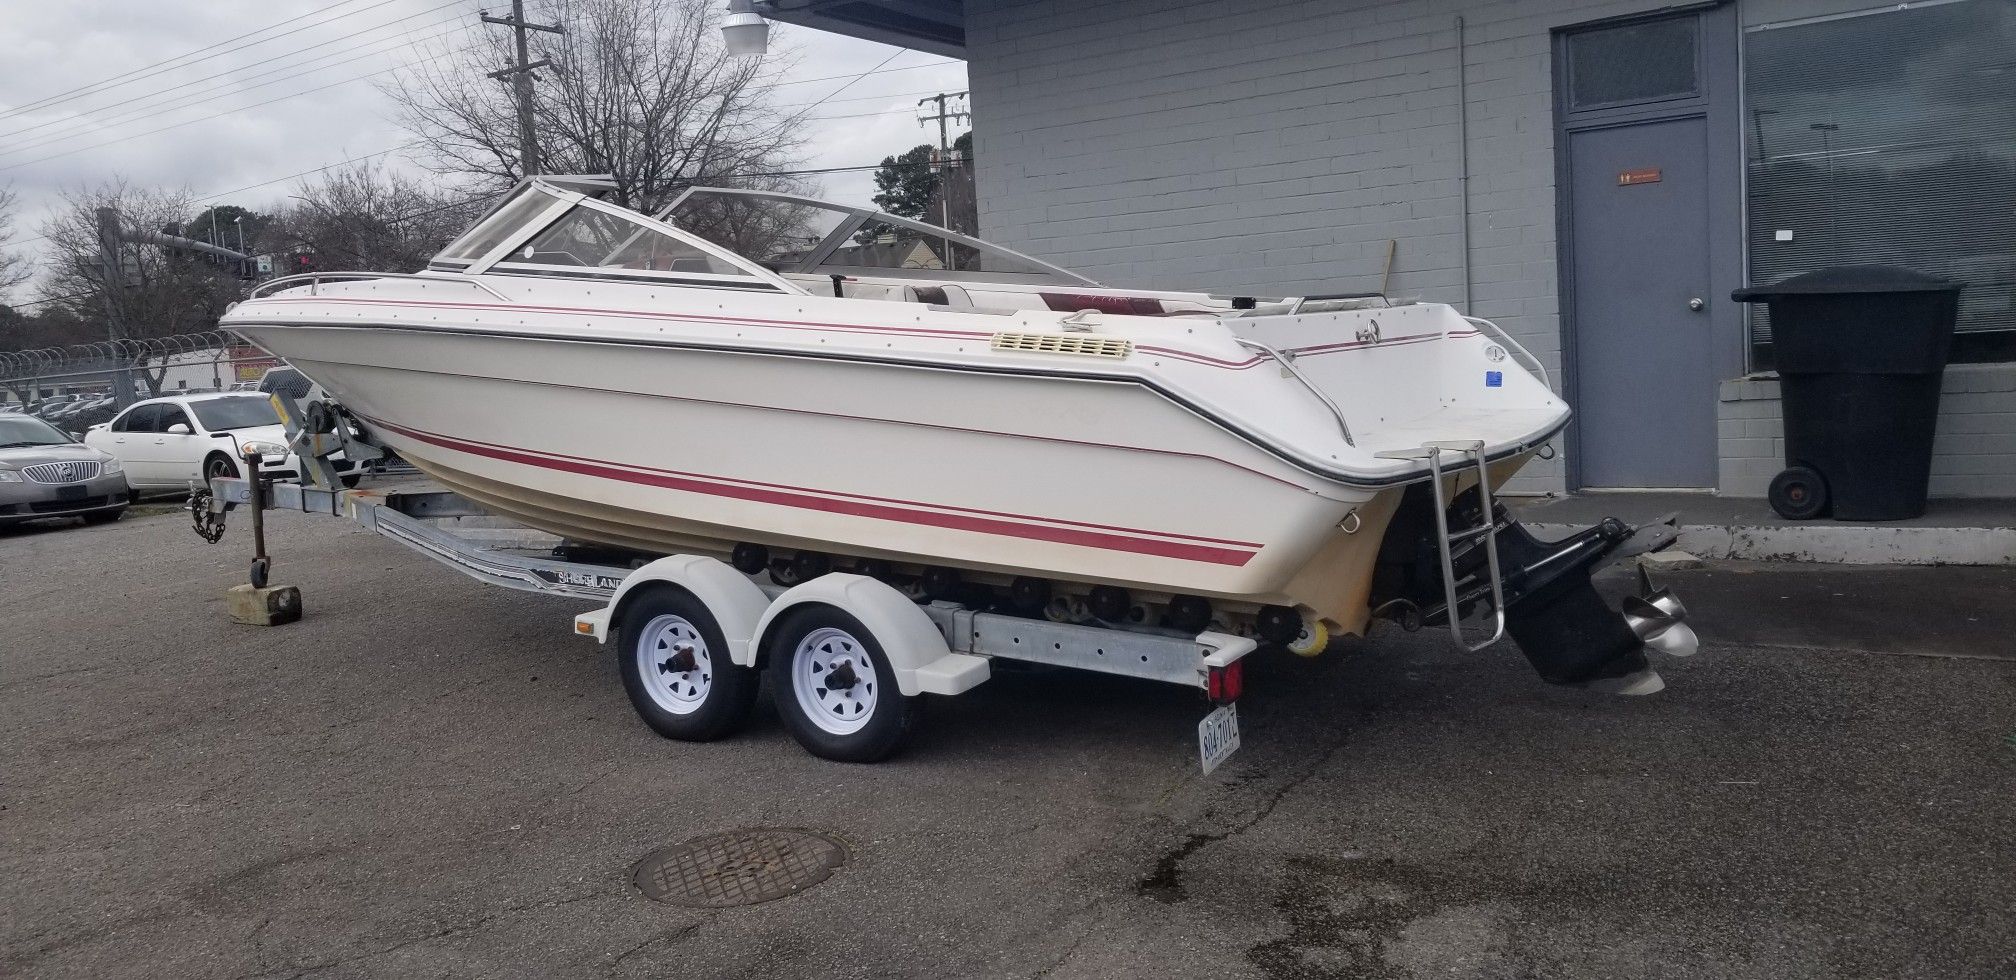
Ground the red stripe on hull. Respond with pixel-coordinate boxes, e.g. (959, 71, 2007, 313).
(370, 417, 1263, 567)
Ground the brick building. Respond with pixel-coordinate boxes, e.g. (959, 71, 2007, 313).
(761, 0, 2016, 497)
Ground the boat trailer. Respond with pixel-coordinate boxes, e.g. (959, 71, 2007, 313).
(188, 394, 1699, 768)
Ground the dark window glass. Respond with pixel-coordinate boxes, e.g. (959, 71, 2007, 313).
(158, 407, 194, 433)
(1744, 0, 2016, 364)
(189, 397, 281, 432)
(115, 405, 159, 433)
(1568, 17, 1699, 109)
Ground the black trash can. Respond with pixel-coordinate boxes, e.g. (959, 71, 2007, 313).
(1732, 266, 1964, 521)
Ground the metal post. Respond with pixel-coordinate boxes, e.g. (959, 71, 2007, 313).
(246, 448, 271, 588)
(94, 207, 138, 410)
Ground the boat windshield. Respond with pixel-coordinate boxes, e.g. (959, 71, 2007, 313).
(493, 205, 751, 278)
(434, 184, 559, 265)
(664, 188, 1093, 285)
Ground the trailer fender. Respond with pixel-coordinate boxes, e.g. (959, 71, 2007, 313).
(754, 574, 980, 697)
(582, 556, 771, 661)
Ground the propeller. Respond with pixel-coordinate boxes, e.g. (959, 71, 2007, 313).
(1623, 566, 1697, 658)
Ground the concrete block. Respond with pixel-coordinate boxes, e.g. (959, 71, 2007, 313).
(227, 583, 302, 627)
(1639, 550, 1706, 571)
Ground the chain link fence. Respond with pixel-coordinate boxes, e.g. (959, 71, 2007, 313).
(0, 332, 283, 436)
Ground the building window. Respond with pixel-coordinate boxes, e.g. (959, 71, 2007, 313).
(1566, 17, 1700, 110)
(1745, 0, 2016, 366)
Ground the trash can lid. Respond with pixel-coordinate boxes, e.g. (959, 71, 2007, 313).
(1732, 265, 1964, 302)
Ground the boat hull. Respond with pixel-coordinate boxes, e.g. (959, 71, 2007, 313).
(231, 322, 1379, 608)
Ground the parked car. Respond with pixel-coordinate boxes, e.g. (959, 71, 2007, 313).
(0, 414, 133, 527)
(83, 392, 364, 494)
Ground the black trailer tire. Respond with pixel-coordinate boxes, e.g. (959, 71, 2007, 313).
(766, 604, 916, 763)
(616, 585, 761, 742)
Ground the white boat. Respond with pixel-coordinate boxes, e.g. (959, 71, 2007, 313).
(221, 177, 1692, 690)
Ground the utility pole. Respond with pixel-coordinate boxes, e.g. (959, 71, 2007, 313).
(94, 207, 138, 410)
(916, 92, 970, 233)
(483, 1, 563, 177)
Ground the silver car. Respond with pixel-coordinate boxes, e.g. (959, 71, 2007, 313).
(0, 414, 133, 527)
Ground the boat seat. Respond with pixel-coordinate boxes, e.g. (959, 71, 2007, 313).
(903, 284, 976, 308)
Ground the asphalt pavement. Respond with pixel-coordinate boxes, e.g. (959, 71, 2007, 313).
(3, 507, 2012, 979)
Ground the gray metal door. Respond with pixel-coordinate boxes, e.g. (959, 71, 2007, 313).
(1567, 117, 1717, 488)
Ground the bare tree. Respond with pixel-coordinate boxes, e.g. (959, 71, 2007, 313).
(34, 181, 244, 396)
(270, 161, 489, 273)
(383, 0, 805, 213)
(0, 185, 31, 301)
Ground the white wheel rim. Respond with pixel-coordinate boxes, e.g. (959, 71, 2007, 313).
(792, 626, 879, 735)
(637, 614, 713, 715)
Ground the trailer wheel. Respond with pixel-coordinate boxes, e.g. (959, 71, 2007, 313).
(766, 604, 915, 762)
(617, 586, 760, 742)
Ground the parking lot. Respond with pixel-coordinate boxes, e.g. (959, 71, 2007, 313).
(4, 507, 2013, 979)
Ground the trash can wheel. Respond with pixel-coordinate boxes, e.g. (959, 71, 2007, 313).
(1768, 465, 1829, 521)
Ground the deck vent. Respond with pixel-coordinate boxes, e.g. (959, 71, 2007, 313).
(990, 332, 1133, 359)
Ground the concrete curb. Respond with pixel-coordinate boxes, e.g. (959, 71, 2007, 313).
(1528, 522, 2016, 566)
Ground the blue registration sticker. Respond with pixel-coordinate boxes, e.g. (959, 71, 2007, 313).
(1486, 371, 1503, 388)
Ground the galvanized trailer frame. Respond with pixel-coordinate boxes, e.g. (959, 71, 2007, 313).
(202, 476, 1256, 696)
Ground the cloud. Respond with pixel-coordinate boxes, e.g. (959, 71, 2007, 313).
(0, 1, 967, 290)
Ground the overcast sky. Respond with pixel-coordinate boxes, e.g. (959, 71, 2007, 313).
(0, 0, 968, 296)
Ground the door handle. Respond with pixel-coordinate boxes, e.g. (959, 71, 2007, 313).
(1688, 297, 1705, 312)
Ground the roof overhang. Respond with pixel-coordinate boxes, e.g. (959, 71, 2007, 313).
(755, 0, 966, 58)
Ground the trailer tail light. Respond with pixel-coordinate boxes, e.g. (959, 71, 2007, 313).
(1207, 659, 1243, 704)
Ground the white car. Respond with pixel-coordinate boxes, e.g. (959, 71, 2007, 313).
(83, 393, 363, 493)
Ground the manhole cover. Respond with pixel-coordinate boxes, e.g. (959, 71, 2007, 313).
(632, 829, 848, 907)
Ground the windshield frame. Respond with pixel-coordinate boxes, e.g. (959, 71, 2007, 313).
(0, 414, 74, 448)
(187, 395, 282, 433)
(465, 188, 799, 293)
(660, 186, 1097, 286)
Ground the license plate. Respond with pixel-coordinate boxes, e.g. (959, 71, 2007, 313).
(1197, 703, 1241, 775)
(56, 484, 87, 500)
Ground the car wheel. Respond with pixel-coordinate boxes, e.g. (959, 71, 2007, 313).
(204, 454, 240, 484)
(82, 508, 125, 525)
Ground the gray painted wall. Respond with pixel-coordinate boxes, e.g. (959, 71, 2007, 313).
(961, 0, 2016, 497)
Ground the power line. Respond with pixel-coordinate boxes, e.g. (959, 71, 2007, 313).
(0, 66, 428, 174)
(1, 27, 476, 159)
(795, 50, 909, 115)
(0, 9, 474, 145)
(0, 0, 441, 122)
(3, 51, 951, 174)
(195, 142, 428, 204)
(4, 288, 101, 313)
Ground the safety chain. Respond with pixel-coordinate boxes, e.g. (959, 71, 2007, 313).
(188, 488, 228, 544)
